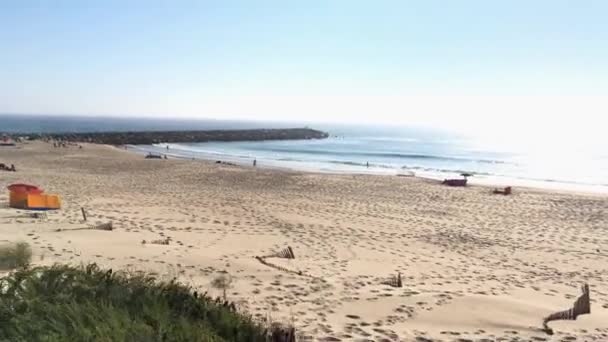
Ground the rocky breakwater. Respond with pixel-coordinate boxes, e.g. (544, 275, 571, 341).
(33, 128, 329, 145)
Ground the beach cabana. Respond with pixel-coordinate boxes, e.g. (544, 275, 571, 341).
(493, 186, 512, 195)
(8, 184, 61, 210)
(442, 172, 473, 187)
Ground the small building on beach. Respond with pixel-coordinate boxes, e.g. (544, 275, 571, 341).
(8, 184, 61, 210)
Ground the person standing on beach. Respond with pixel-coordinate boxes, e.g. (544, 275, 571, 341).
(253, 159, 257, 167)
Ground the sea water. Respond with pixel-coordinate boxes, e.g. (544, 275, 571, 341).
(3, 114, 607, 193)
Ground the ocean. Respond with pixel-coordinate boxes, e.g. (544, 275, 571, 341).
(3, 114, 607, 194)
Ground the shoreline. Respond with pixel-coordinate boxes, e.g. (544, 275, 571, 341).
(125, 143, 608, 197)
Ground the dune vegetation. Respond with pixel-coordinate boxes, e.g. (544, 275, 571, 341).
(0, 241, 32, 270)
(0, 262, 268, 341)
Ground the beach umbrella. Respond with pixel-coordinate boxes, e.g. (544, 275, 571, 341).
(460, 172, 473, 179)
(7, 184, 43, 194)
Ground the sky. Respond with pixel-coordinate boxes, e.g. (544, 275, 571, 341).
(1, 0, 607, 140)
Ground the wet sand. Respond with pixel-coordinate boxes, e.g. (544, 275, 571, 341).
(1, 141, 607, 341)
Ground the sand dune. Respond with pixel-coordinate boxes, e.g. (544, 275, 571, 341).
(1, 141, 607, 341)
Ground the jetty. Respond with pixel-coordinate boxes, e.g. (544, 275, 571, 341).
(17, 128, 329, 145)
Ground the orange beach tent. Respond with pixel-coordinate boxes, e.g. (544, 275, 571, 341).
(8, 183, 61, 210)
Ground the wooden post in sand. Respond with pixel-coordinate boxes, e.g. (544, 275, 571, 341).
(81, 207, 87, 222)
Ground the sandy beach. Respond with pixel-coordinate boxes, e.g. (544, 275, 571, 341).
(1, 141, 607, 341)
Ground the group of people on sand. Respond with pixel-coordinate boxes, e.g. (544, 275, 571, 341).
(0, 163, 16, 172)
(145, 152, 167, 159)
(52, 141, 82, 149)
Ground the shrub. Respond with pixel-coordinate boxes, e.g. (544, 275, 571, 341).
(0, 241, 32, 270)
(211, 273, 233, 301)
(0, 263, 267, 341)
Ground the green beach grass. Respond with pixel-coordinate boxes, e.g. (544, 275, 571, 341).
(0, 263, 268, 341)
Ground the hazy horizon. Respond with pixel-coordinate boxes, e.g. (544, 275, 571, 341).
(0, 112, 458, 134)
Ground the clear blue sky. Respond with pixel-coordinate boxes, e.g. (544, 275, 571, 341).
(1, 1, 607, 136)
